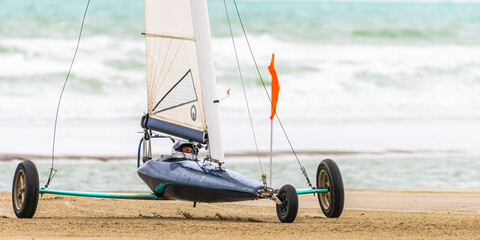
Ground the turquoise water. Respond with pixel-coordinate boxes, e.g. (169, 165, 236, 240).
(1, 155, 479, 192)
(2, 1, 480, 44)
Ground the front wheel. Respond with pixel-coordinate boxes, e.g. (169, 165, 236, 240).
(12, 160, 40, 218)
(317, 159, 344, 218)
(275, 184, 298, 223)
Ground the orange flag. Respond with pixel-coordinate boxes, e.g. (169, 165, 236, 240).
(268, 53, 279, 120)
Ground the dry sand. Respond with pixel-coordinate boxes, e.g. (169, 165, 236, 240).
(0, 190, 479, 239)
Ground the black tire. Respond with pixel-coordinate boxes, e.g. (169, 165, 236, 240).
(275, 184, 298, 223)
(317, 159, 344, 218)
(12, 160, 40, 218)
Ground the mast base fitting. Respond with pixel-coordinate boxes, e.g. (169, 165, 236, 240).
(257, 188, 274, 198)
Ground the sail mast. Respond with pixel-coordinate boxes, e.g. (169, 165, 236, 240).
(190, 0, 224, 163)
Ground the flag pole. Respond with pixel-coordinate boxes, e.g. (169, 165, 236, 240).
(268, 53, 279, 188)
(269, 118, 273, 187)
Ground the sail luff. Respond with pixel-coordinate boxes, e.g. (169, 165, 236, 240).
(190, 0, 224, 162)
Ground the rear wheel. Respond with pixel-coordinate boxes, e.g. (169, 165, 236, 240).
(275, 184, 298, 223)
(317, 159, 344, 218)
(12, 160, 40, 218)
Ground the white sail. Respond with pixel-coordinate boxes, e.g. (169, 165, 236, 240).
(144, 0, 224, 162)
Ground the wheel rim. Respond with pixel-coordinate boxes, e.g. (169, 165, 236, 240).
(13, 169, 26, 210)
(278, 192, 289, 217)
(318, 169, 331, 209)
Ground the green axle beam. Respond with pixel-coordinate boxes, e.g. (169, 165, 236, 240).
(39, 189, 161, 200)
(296, 188, 328, 195)
(39, 188, 328, 200)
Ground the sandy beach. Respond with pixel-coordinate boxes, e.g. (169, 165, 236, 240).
(1, 189, 479, 239)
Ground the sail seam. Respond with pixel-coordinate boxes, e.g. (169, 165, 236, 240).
(145, 32, 195, 42)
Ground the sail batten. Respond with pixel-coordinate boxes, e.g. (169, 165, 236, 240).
(144, 32, 195, 42)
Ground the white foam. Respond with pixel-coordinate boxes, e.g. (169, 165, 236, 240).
(213, 35, 480, 121)
(2, 35, 480, 157)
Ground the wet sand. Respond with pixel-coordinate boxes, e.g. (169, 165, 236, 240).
(0, 190, 479, 239)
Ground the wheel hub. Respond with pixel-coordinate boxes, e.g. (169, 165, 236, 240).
(278, 193, 289, 216)
(13, 170, 25, 210)
(318, 169, 331, 209)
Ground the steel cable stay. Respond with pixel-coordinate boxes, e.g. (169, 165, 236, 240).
(44, 0, 91, 189)
(227, 0, 313, 188)
(222, 0, 267, 187)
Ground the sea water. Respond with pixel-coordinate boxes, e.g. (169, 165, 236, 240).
(1, 154, 479, 191)
(1, 0, 480, 191)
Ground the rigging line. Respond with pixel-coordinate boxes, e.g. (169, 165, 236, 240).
(222, 0, 265, 177)
(231, 0, 313, 187)
(44, 0, 91, 189)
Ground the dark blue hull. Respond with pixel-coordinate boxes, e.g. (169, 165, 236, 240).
(137, 158, 264, 203)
